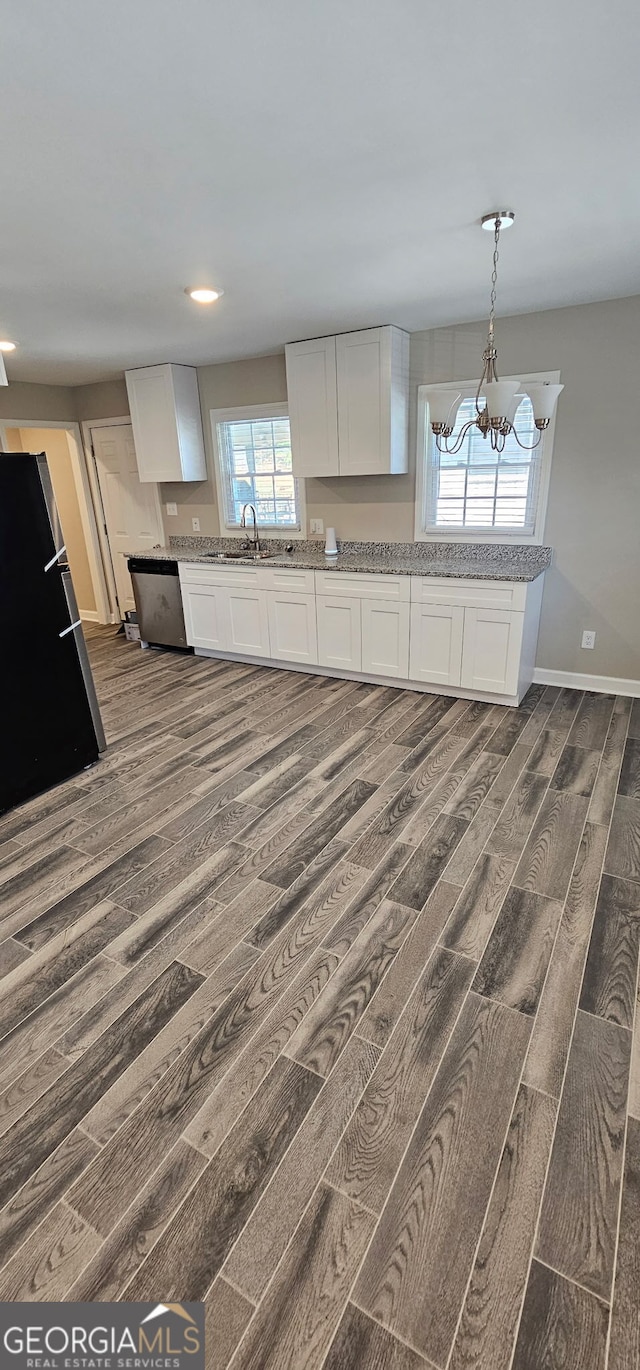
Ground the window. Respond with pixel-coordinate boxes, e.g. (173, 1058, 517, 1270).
(211, 404, 303, 533)
(415, 372, 559, 544)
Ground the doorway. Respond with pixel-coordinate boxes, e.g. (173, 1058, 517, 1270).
(87, 421, 165, 618)
(1, 423, 110, 622)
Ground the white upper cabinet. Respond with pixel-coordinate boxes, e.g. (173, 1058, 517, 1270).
(125, 363, 207, 483)
(285, 326, 409, 478)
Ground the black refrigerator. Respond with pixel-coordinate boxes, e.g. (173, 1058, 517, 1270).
(1, 451, 106, 815)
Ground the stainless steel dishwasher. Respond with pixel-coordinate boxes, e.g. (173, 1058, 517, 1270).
(128, 557, 191, 650)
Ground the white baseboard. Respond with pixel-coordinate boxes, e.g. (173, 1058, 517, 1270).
(79, 610, 100, 622)
(533, 667, 640, 698)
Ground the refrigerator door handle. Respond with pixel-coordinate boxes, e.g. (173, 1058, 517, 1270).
(59, 618, 82, 638)
(44, 544, 67, 572)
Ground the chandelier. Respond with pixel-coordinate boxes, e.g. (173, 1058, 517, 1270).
(428, 211, 563, 454)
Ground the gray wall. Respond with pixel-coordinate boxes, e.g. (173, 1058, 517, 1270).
(7, 294, 639, 682)
(73, 379, 129, 422)
(0, 381, 77, 423)
(410, 298, 640, 682)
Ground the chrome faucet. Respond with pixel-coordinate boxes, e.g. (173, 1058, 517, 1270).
(240, 503, 261, 553)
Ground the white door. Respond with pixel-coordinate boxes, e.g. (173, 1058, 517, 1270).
(227, 588, 271, 657)
(362, 599, 410, 678)
(461, 608, 523, 696)
(182, 583, 230, 651)
(285, 337, 340, 478)
(409, 602, 464, 686)
(92, 424, 163, 616)
(267, 592, 318, 664)
(316, 595, 362, 671)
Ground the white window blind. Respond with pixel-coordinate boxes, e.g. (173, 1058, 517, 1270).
(216, 414, 301, 529)
(424, 393, 543, 535)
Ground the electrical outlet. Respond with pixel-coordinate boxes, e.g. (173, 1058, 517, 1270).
(581, 629, 596, 649)
(192, 517, 200, 532)
(310, 519, 324, 535)
(166, 502, 178, 517)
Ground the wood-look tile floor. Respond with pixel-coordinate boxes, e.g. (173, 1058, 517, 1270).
(1, 626, 639, 1370)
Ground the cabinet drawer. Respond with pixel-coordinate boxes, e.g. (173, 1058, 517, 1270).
(178, 561, 260, 589)
(410, 576, 527, 611)
(314, 570, 409, 602)
(258, 566, 316, 595)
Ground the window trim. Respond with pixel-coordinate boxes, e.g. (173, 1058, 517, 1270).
(414, 370, 560, 545)
(209, 403, 306, 540)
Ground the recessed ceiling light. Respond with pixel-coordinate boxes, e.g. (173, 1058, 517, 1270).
(0, 340, 17, 351)
(185, 287, 223, 303)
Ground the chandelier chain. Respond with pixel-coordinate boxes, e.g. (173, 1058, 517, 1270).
(487, 216, 500, 346)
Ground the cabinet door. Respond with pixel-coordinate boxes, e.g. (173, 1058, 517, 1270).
(409, 602, 464, 686)
(285, 337, 339, 478)
(461, 608, 523, 696)
(336, 329, 386, 476)
(362, 599, 409, 678)
(266, 592, 318, 664)
(182, 583, 229, 651)
(227, 588, 271, 657)
(335, 326, 409, 476)
(316, 595, 362, 671)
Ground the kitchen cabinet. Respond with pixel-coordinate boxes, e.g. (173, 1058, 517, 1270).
(267, 591, 317, 664)
(362, 599, 410, 678)
(461, 607, 523, 696)
(178, 560, 543, 706)
(316, 595, 362, 671)
(125, 363, 206, 482)
(409, 601, 464, 686)
(285, 326, 409, 478)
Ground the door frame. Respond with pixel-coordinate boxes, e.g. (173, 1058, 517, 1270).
(81, 416, 164, 623)
(0, 417, 113, 623)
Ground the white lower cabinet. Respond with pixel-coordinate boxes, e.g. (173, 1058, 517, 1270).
(226, 588, 270, 657)
(179, 562, 543, 705)
(362, 599, 410, 678)
(461, 607, 523, 696)
(409, 602, 464, 686)
(180, 581, 229, 651)
(266, 591, 317, 664)
(316, 595, 362, 671)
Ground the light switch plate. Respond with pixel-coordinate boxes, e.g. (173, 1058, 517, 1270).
(166, 502, 178, 516)
(192, 517, 201, 532)
(310, 519, 324, 535)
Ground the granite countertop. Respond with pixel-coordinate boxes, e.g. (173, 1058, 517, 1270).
(129, 537, 552, 582)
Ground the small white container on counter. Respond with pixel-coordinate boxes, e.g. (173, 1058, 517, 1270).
(324, 527, 338, 556)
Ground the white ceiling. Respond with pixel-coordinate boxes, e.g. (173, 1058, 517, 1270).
(3, 0, 640, 384)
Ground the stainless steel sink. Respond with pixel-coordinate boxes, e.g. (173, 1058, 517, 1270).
(203, 551, 275, 561)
